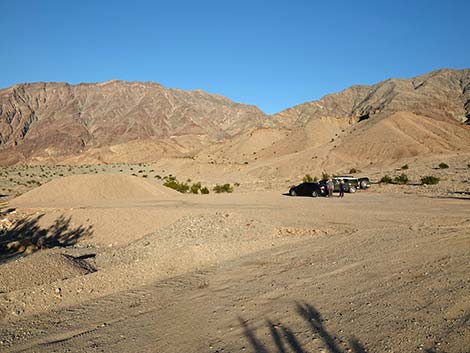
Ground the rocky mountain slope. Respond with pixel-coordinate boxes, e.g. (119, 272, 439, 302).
(190, 69, 470, 179)
(0, 81, 269, 164)
(274, 68, 470, 126)
(0, 69, 469, 170)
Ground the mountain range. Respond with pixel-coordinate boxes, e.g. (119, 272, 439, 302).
(1, 68, 469, 176)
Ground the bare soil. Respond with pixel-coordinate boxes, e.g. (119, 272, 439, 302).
(0, 181, 469, 353)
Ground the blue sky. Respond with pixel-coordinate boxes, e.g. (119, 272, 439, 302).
(1, 0, 469, 114)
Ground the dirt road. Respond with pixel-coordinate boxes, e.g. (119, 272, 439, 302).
(1, 191, 469, 353)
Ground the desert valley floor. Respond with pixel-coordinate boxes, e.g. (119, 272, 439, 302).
(0, 173, 469, 353)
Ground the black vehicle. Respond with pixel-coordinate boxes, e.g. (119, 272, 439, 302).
(289, 182, 327, 197)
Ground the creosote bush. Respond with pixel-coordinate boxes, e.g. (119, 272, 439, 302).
(401, 164, 409, 170)
(394, 173, 409, 184)
(380, 175, 393, 184)
(421, 176, 440, 185)
(200, 187, 210, 194)
(163, 179, 189, 193)
(213, 183, 233, 193)
(438, 162, 449, 169)
(190, 182, 202, 194)
(303, 174, 314, 182)
(349, 168, 359, 174)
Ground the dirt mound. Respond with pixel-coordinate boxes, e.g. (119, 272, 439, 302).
(0, 251, 95, 293)
(10, 173, 179, 207)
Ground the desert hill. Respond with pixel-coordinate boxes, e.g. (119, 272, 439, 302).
(0, 81, 270, 164)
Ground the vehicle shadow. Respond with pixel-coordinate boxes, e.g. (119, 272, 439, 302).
(239, 302, 369, 353)
(0, 212, 93, 264)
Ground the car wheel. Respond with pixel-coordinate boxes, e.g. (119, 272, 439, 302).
(360, 180, 367, 189)
(349, 185, 357, 193)
(311, 190, 318, 197)
(290, 189, 297, 196)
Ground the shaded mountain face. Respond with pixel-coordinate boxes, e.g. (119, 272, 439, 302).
(0, 81, 269, 164)
(274, 69, 470, 126)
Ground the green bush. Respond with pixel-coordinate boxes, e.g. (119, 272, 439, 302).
(190, 182, 202, 194)
(421, 176, 440, 185)
(401, 164, 409, 170)
(200, 187, 210, 194)
(438, 162, 449, 169)
(163, 179, 189, 193)
(380, 175, 393, 183)
(303, 174, 314, 182)
(321, 172, 330, 181)
(394, 173, 409, 184)
(213, 183, 233, 193)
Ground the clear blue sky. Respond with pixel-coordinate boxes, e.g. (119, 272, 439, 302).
(1, 0, 469, 114)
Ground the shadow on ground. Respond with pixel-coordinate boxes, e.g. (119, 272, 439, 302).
(0, 212, 93, 264)
(239, 302, 369, 353)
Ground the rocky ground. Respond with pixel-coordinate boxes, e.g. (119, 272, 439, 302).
(0, 173, 469, 352)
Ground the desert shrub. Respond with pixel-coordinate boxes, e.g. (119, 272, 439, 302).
(394, 173, 409, 184)
(421, 176, 440, 185)
(349, 168, 359, 174)
(380, 175, 393, 184)
(142, 175, 148, 178)
(154, 175, 161, 179)
(401, 164, 409, 170)
(321, 172, 330, 181)
(438, 162, 449, 169)
(303, 174, 314, 182)
(467, 164, 470, 169)
(213, 183, 233, 193)
(190, 182, 202, 194)
(234, 182, 240, 187)
(163, 179, 189, 193)
(164, 175, 176, 182)
(201, 187, 210, 194)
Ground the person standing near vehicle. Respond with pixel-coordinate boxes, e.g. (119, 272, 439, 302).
(327, 177, 334, 197)
(339, 179, 345, 198)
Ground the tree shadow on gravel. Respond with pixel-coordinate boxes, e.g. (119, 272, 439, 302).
(0, 213, 93, 264)
(240, 302, 369, 353)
